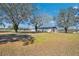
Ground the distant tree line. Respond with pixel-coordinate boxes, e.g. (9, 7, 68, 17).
(0, 3, 79, 33)
(0, 3, 53, 32)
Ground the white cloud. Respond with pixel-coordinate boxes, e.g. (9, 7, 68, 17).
(73, 6, 78, 9)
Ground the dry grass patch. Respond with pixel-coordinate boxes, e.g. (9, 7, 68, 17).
(0, 32, 79, 55)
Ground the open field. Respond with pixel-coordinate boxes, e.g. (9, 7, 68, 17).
(0, 32, 79, 56)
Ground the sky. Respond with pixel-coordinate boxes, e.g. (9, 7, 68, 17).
(34, 3, 79, 16)
(1, 3, 79, 28)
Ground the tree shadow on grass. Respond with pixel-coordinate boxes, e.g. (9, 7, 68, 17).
(0, 34, 34, 45)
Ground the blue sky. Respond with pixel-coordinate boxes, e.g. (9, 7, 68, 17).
(1, 3, 79, 28)
(34, 3, 79, 16)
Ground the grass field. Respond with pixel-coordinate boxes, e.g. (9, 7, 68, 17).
(0, 32, 79, 56)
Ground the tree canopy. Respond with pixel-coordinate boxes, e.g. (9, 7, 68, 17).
(57, 7, 75, 33)
(0, 3, 35, 32)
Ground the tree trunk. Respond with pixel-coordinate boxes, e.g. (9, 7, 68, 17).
(76, 26, 78, 32)
(13, 24, 18, 33)
(52, 28, 55, 32)
(35, 25, 38, 32)
(64, 27, 68, 33)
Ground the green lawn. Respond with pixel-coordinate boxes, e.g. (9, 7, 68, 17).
(0, 32, 79, 56)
